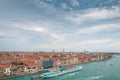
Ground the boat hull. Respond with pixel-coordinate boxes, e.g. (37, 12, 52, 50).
(42, 66, 83, 78)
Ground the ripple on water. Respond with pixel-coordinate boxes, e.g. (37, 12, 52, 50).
(76, 76, 104, 80)
(88, 76, 103, 80)
(56, 72, 79, 80)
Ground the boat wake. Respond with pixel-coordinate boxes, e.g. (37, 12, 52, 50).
(67, 72, 79, 76)
(86, 76, 103, 80)
(57, 72, 78, 80)
(66, 75, 104, 80)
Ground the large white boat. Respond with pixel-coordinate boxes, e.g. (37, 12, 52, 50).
(41, 66, 83, 78)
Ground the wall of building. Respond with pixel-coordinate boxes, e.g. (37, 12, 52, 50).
(42, 60, 53, 69)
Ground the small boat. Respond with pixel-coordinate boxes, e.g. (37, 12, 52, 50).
(41, 66, 83, 78)
(110, 63, 113, 66)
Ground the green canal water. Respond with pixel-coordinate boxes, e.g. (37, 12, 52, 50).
(4, 55, 120, 80)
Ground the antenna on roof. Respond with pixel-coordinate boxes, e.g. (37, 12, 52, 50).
(52, 49, 54, 53)
(84, 49, 86, 53)
(63, 48, 65, 53)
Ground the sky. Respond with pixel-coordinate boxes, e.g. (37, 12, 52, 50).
(0, 0, 120, 52)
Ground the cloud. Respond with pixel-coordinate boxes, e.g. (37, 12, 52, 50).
(78, 39, 112, 46)
(33, 0, 51, 8)
(70, 0, 80, 7)
(0, 31, 17, 38)
(34, 44, 69, 50)
(32, 0, 57, 13)
(65, 6, 120, 24)
(31, 38, 112, 51)
(7, 21, 66, 40)
(60, 3, 67, 9)
(0, 32, 7, 37)
(78, 23, 120, 34)
(50, 33, 65, 40)
(10, 22, 45, 32)
(60, 3, 72, 11)
(45, 0, 54, 2)
(0, 0, 120, 52)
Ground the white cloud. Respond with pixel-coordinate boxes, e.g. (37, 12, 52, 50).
(0, 32, 7, 36)
(7, 21, 66, 40)
(33, 38, 112, 51)
(60, 3, 72, 10)
(78, 23, 120, 34)
(61, 3, 67, 9)
(32, 0, 57, 14)
(78, 39, 112, 46)
(65, 6, 120, 24)
(33, 0, 49, 8)
(50, 33, 65, 40)
(70, 0, 80, 7)
(45, 0, 54, 2)
(34, 44, 69, 49)
(0, 31, 17, 38)
(10, 22, 45, 32)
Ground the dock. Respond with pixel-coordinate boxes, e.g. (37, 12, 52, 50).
(31, 74, 42, 80)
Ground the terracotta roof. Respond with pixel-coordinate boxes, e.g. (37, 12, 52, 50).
(0, 64, 10, 68)
(24, 61, 39, 67)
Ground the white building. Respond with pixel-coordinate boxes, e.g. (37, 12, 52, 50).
(0, 64, 11, 76)
(24, 62, 39, 73)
